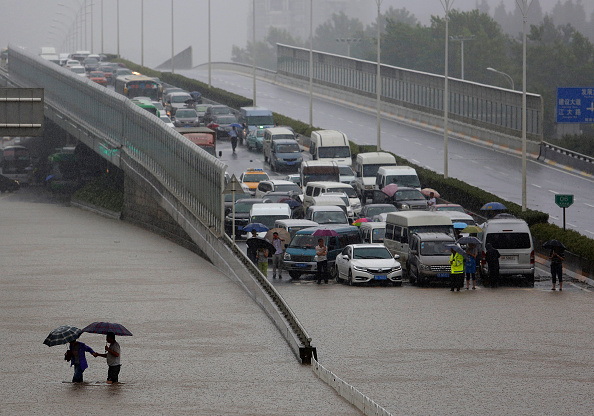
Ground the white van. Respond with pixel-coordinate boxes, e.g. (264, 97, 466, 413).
(376, 166, 421, 190)
(302, 181, 362, 216)
(249, 203, 291, 230)
(360, 222, 387, 244)
(262, 127, 296, 163)
(305, 206, 349, 225)
(352, 152, 397, 201)
(310, 195, 349, 216)
(479, 215, 535, 286)
(309, 130, 351, 165)
(384, 211, 455, 270)
(274, 219, 319, 242)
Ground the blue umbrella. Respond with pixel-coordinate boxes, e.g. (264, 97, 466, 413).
(480, 202, 507, 211)
(229, 123, 243, 128)
(453, 222, 467, 229)
(242, 223, 269, 232)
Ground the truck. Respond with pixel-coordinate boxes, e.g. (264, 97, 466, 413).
(175, 127, 217, 157)
(299, 160, 340, 187)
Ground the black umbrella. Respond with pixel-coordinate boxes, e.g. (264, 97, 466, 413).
(543, 239, 566, 250)
(246, 237, 275, 256)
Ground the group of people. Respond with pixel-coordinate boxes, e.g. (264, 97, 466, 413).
(247, 230, 285, 279)
(65, 332, 121, 384)
(449, 242, 502, 291)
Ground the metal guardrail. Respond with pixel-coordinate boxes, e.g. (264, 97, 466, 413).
(539, 141, 594, 175)
(8, 45, 226, 234)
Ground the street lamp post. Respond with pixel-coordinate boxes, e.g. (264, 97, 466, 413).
(440, 0, 454, 179)
(171, 0, 174, 73)
(375, 0, 383, 151)
(309, 0, 313, 126)
(336, 38, 362, 58)
(517, 0, 533, 212)
(449, 35, 474, 80)
(117, 0, 120, 57)
(252, 0, 256, 106)
(101, 0, 103, 54)
(141, 0, 144, 67)
(208, 0, 211, 87)
(486, 67, 515, 90)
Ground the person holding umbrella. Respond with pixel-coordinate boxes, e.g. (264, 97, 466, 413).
(95, 332, 121, 384)
(67, 339, 99, 383)
(315, 238, 329, 284)
(247, 229, 259, 264)
(229, 126, 238, 152)
(546, 241, 565, 291)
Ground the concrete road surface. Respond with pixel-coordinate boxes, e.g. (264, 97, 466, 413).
(0, 188, 359, 415)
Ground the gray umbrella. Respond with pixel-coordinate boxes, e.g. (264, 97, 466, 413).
(456, 236, 482, 246)
(445, 244, 467, 258)
(43, 325, 83, 347)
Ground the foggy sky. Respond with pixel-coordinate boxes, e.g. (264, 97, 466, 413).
(1, 0, 592, 69)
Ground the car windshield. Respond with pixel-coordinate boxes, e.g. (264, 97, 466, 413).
(243, 173, 268, 182)
(176, 109, 197, 118)
(275, 143, 300, 153)
(352, 247, 392, 259)
(325, 187, 356, 198)
(70, 67, 85, 73)
(160, 115, 172, 123)
(363, 164, 390, 177)
(84, 58, 98, 64)
(212, 106, 231, 114)
(152, 102, 164, 110)
(90, 72, 104, 77)
(395, 189, 425, 201)
(318, 146, 351, 159)
(386, 175, 421, 188)
(250, 215, 290, 229)
(366, 205, 397, 217)
(324, 194, 349, 206)
(371, 228, 386, 242)
(216, 115, 237, 124)
(289, 234, 320, 249)
(419, 241, 453, 256)
(234, 201, 259, 213)
(263, 194, 291, 203)
(273, 134, 295, 142)
(410, 225, 455, 237)
(195, 105, 210, 112)
(171, 95, 191, 103)
(313, 211, 347, 224)
(117, 69, 132, 75)
(275, 184, 302, 194)
(436, 206, 465, 213)
(339, 166, 354, 176)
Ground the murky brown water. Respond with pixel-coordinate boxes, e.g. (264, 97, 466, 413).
(0, 190, 360, 415)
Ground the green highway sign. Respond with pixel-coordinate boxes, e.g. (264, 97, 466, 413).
(555, 194, 574, 208)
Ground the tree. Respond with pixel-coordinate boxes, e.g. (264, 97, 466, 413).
(231, 27, 303, 70)
(313, 11, 365, 56)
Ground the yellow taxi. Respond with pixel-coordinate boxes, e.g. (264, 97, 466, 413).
(239, 168, 269, 195)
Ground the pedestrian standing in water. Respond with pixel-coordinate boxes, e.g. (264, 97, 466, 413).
(96, 331, 121, 384)
(465, 243, 478, 290)
(449, 246, 464, 291)
(247, 230, 258, 264)
(257, 246, 269, 276)
(485, 243, 501, 288)
(271, 232, 284, 279)
(549, 247, 565, 291)
(66, 339, 98, 383)
(316, 238, 329, 284)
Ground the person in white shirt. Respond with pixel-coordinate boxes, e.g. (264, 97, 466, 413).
(271, 232, 284, 279)
(427, 192, 437, 211)
(97, 332, 121, 384)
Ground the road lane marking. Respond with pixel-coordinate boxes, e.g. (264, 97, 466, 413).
(411, 159, 421, 165)
(585, 203, 594, 208)
(570, 282, 591, 292)
(550, 215, 559, 220)
(548, 189, 558, 194)
(585, 230, 594, 235)
(567, 223, 576, 227)
(531, 183, 542, 188)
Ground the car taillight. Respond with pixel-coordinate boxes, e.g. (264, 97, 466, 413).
(530, 250, 534, 265)
(481, 251, 486, 264)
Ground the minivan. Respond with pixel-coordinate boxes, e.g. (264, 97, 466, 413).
(384, 211, 455, 270)
(407, 232, 456, 286)
(263, 127, 295, 160)
(376, 166, 421, 190)
(267, 138, 302, 172)
(352, 152, 397, 201)
(249, 203, 291, 230)
(309, 130, 351, 166)
(300, 160, 340, 187)
(274, 219, 319, 242)
(283, 225, 362, 279)
(305, 205, 349, 225)
(360, 222, 387, 244)
(479, 215, 535, 286)
(303, 181, 362, 216)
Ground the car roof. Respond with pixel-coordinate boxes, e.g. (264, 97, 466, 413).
(349, 243, 390, 249)
(295, 225, 359, 234)
(263, 179, 295, 185)
(411, 232, 455, 241)
(307, 205, 345, 211)
(272, 139, 298, 145)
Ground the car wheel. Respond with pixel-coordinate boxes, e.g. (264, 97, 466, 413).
(334, 266, 341, 283)
(329, 265, 337, 279)
(348, 270, 354, 286)
(408, 267, 416, 285)
(288, 271, 301, 279)
(525, 274, 535, 287)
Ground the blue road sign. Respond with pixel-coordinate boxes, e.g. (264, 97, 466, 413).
(557, 87, 594, 123)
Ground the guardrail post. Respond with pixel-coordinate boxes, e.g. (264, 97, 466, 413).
(299, 346, 317, 365)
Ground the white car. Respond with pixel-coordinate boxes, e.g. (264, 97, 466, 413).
(69, 65, 87, 77)
(159, 114, 175, 128)
(335, 244, 402, 286)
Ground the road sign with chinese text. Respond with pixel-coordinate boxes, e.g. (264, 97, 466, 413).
(557, 87, 594, 123)
(554, 194, 574, 208)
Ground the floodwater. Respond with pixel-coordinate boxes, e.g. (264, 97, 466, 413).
(0, 189, 360, 415)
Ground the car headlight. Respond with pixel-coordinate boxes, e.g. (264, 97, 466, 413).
(419, 263, 431, 271)
(284, 252, 291, 260)
(364, 185, 373, 190)
(352, 265, 366, 271)
(401, 204, 410, 210)
(352, 203, 361, 210)
(392, 264, 402, 272)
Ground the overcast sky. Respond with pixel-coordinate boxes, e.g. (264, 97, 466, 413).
(1, 0, 591, 68)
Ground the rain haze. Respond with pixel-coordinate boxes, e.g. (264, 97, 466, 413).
(1, 0, 592, 68)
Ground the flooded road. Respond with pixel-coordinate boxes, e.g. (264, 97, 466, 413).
(0, 188, 359, 415)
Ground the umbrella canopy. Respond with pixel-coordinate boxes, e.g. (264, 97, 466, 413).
(542, 239, 566, 250)
(229, 123, 243, 128)
(206, 122, 219, 129)
(81, 322, 133, 336)
(457, 236, 482, 246)
(480, 202, 507, 211)
(382, 183, 399, 197)
(279, 198, 302, 208)
(453, 222, 468, 229)
(43, 325, 82, 347)
(421, 188, 440, 198)
(242, 223, 269, 232)
(445, 244, 466, 257)
(265, 228, 291, 243)
(352, 218, 369, 227)
(312, 228, 339, 237)
(246, 237, 275, 255)
(461, 225, 482, 234)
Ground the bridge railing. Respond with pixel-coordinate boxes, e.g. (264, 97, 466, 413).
(8, 46, 226, 234)
(277, 43, 543, 143)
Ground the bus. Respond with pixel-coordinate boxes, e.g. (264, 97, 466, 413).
(114, 75, 162, 101)
(1, 145, 32, 185)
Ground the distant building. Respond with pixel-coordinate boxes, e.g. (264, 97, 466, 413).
(247, 0, 371, 43)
